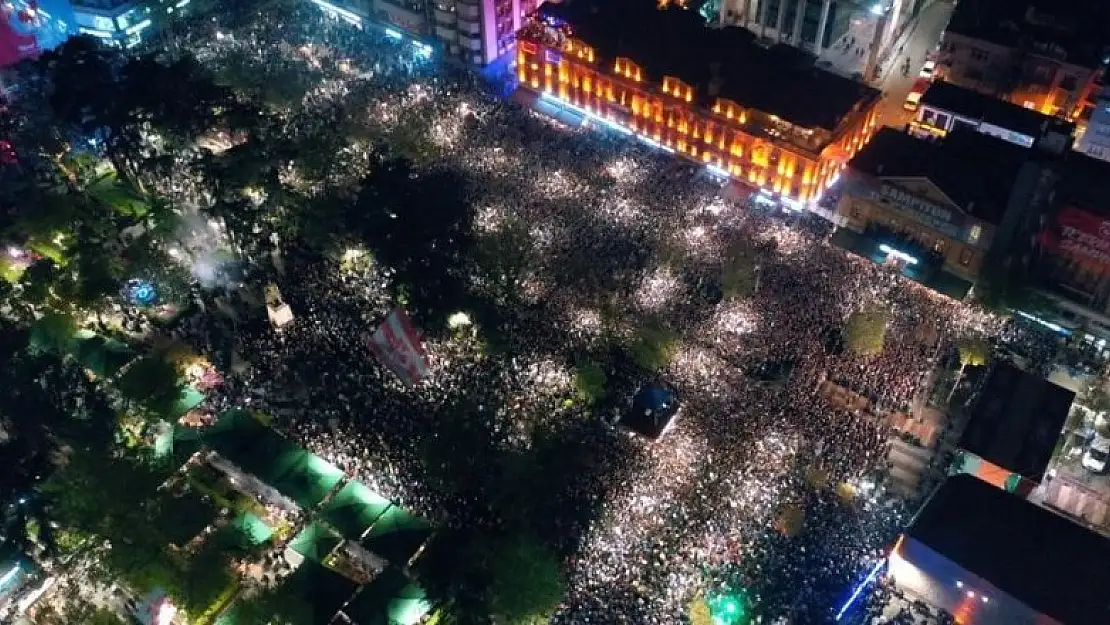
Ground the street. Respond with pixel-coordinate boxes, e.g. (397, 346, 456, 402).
(874, 0, 955, 128)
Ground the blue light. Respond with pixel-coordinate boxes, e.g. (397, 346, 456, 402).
(414, 42, 433, 58)
(1016, 310, 1070, 335)
(126, 279, 158, 306)
(385, 27, 403, 40)
(835, 558, 886, 621)
(706, 164, 731, 179)
(638, 135, 675, 153)
(540, 92, 632, 135)
(878, 243, 919, 265)
(308, 0, 363, 24)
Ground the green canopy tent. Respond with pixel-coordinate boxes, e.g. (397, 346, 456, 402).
(214, 512, 273, 553)
(282, 560, 360, 625)
(71, 334, 135, 378)
(270, 453, 344, 511)
(360, 507, 433, 568)
(220, 429, 305, 486)
(319, 481, 394, 541)
(201, 409, 267, 458)
(340, 567, 433, 625)
(164, 385, 205, 421)
(288, 522, 343, 564)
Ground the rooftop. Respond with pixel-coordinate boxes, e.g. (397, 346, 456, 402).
(848, 128, 1031, 225)
(946, 0, 1110, 69)
(920, 81, 1070, 139)
(1055, 152, 1110, 215)
(907, 475, 1110, 625)
(537, 0, 879, 132)
(959, 362, 1074, 480)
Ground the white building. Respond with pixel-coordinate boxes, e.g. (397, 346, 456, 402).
(71, 0, 192, 48)
(1074, 86, 1110, 163)
(322, 0, 539, 66)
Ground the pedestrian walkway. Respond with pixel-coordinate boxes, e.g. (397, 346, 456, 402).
(817, 11, 879, 78)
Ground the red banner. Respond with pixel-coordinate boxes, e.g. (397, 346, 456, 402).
(1039, 206, 1110, 270)
(364, 307, 428, 386)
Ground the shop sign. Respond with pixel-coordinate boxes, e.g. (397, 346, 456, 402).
(1040, 206, 1110, 269)
(876, 184, 960, 238)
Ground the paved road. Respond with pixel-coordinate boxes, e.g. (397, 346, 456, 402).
(873, 0, 955, 128)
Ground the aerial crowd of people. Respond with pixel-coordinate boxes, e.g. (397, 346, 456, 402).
(137, 3, 1061, 623)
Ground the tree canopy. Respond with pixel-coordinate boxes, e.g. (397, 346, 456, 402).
(843, 310, 887, 356)
(487, 535, 566, 625)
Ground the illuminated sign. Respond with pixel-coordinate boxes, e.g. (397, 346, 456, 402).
(877, 184, 960, 238)
(544, 49, 561, 64)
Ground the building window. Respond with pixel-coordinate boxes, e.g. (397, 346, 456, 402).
(1061, 75, 1079, 91)
(968, 224, 981, 244)
(959, 248, 973, 266)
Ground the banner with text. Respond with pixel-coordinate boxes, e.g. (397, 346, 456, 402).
(1039, 206, 1110, 271)
(365, 307, 428, 386)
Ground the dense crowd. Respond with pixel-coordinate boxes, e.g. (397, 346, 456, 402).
(154, 4, 1012, 623)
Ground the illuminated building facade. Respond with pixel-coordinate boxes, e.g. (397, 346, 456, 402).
(516, 0, 881, 206)
(890, 475, 1110, 625)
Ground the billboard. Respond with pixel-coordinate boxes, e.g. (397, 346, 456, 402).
(365, 307, 428, 386)
(0, 0, 75, 67)
(1038, 206, 1110, 271)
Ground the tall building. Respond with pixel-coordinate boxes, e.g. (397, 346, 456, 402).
(432, 0, 537, 65)
(325, 0, 538, 65)
(1033, 154, 1110, 327)
(517, 0, 882, 206)
(938, 0, 1107, 121)
(1073, 85, 1110, 162)
(719, 0, 842, 54)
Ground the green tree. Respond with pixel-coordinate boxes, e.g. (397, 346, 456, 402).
(630, 319, 678, 371)
(487, 536, 565, 625)
(236, 588, 315, 625)
(844, 310, 887, 356)
(721, 240, 759, 299)
(573, 361, 607, 405)
(116, 351, 184, 419)
(28, 311, 77, 354)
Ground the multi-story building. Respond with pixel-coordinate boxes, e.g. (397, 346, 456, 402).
(516, 0, 882, 206)
(324, 0, 536, 65)
(1074, 85, 1110, 162)
(938, 0, 1107, 120)
(909, 81, 1074, 153)
(71, 0, 155, 48)
(833, 127, 1045, 295)
(1034, 154, 1110, 325)
(432, 0, 537, 65)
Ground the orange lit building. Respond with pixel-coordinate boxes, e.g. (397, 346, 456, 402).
(516, 0, 882, 206)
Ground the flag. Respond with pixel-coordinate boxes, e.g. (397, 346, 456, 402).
(366, 307, 428, 386)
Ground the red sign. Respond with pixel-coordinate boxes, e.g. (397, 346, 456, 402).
(364, 308, 428, 386)
(1039, 206, 1110, 269)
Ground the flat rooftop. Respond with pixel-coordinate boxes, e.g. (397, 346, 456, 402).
(920, 81, 1071, 139)
(1055, 152, 1110, 216)
(539, 0, 879, 132)
(848, 127, 1031, 225)
(907, 475, 1110, 625)
(946, 0, 1109, 69)
(959, 362, 1074, 481)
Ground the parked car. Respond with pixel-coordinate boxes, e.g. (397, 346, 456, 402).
(1082, 434, 1110, 473)
(919, 59, 937, 80)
